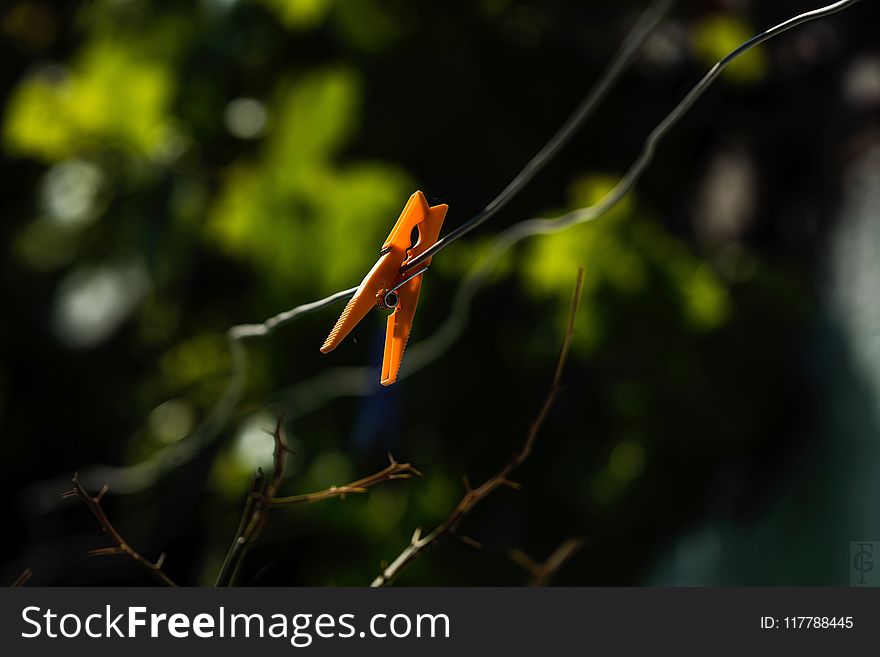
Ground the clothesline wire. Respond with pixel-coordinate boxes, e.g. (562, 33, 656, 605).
(402, 0, 863, 273)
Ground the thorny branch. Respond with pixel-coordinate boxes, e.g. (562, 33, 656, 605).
(215, 417, 421, 585)
(10, 569, 32, 587)
(272, 456, 421, 506)
(371, 267, 585, 587)
(509, 538, 585, 587)
(62, 473, 178, 587)
(215, 416, 290, 586)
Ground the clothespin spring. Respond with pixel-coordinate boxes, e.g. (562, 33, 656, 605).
(378, 265, 430, 310)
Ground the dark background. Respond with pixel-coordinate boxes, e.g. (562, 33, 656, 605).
(1, 0, 879, 586)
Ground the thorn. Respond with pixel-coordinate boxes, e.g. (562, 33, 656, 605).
(89, 547, 124, 557)
(387, 452, 397, 465)
(509, 549, 536, 571)
(156, 553, 167, 569)
(501, 479, 521, 490)
(96, 484, 110, 501)
(411, 527, 422, 544)
(461, 475, 472, 492)
(458, 535, 483, 550)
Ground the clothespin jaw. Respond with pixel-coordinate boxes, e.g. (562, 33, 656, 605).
(320, 191, 447, 386)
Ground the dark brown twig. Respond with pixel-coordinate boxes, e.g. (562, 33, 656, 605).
(509, 537, 585, 586)
(215, 417, 289, 586)
(271, 454, 421, 506)
(63, 474, 178, 587)
(371, 267, 585, 586)
(10, 568, 32, 587)
(214, 418, 420, 586)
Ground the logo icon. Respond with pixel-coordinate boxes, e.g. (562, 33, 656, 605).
(850, 541, 879, 586)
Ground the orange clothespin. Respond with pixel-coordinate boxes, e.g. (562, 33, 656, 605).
(320, 190, 447, 386)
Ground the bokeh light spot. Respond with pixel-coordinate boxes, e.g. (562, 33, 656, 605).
(51, 260, 149, 348)
(224, 98, 268, 139)
(40, 158, 104, 227)
(609, 440, 646, 481)
(233, 413, 276, 471)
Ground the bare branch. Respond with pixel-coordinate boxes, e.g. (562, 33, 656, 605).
(214, 416, 290, 586)
(271, 454, 421, 506)
(63, 474, 178, 587)
(10, 569, 32, 587)
(371, 267, 585, 587)
(510, 537, 585, 587)
(215, 419, 419, 585)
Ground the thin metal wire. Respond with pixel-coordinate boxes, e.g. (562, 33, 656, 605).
(400, 0, 674, 273)
(402, 0, 863, 273)
(228, 286, 359, 341)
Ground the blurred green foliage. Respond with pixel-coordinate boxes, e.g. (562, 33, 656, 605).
(4, 38, 173, 160)
(207, 68, 412, 294)
(524, 174, 730, 349)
